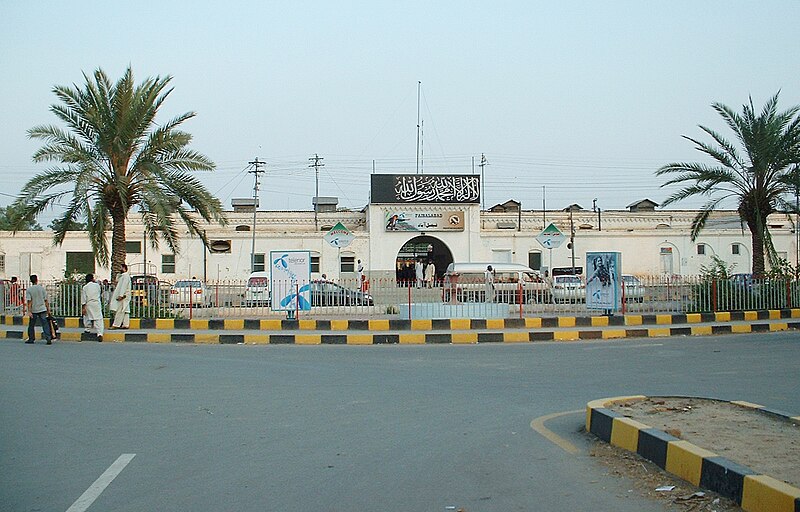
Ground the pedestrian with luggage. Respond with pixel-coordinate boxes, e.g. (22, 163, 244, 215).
(25, 274, 52, 344)
(82, 273, 104, 342)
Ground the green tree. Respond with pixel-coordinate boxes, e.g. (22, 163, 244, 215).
(48, 217, 87, 231)
(0, 203, 42, 231)
(657, 93, 800, 277)
(14, 67, 226, 278)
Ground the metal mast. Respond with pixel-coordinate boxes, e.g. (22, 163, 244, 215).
(416, 81, 421, 174)
(309, 154, 324, 231)
(248, 157, 266, 273)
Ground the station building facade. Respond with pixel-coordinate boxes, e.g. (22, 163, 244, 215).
(0, 174, 797, 282)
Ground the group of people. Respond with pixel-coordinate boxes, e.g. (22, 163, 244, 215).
(25, 263, 134, 344)
(395, 259, 437, 288)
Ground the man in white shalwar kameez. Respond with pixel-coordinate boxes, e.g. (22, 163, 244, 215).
(111, 264, 132, 329)
(81, 273, 104, 341)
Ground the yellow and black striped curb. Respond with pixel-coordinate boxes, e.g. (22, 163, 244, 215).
(4, 309, 800, 332)
(586, 396, 800, 512)
(6, 320, 800, 344)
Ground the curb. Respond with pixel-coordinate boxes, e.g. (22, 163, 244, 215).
(5, 320, 800, 344)
(4, 309, 800, 332)
(586, 396, 800, 512)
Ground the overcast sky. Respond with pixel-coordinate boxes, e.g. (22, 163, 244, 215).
(2, 1, 799, 224)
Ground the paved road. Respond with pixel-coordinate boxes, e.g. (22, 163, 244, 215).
(2, 332, 798, 511)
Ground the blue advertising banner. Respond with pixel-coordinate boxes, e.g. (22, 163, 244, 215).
(585, 252, 622, 311)
(270, 251, 312, 311)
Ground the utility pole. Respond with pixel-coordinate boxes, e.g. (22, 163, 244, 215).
(569, 208, 576, 274)
(593, 198, 602, 231)
(248, 157, 266, 273)
(478, 153, 488, 210)
(416, 81, 421, 174)
(309, 154, 324, 231)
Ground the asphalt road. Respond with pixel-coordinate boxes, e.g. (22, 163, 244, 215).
(2, 332, 798, 512)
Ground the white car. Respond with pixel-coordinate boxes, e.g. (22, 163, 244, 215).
(622, 275, 646, 302)
(169, 280, 211, 307)
(244, 271, 270, 307)
(551, 275, 585, 302)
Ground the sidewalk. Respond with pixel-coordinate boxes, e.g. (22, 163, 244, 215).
(4, 309, 800, 344)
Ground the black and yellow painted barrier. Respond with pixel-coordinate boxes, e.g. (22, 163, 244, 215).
(4, 309, 800, 344)
(586, 396, 800, 512)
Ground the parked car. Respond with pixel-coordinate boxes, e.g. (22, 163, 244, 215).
(622, 275, 645, 302)
(131, 274, 160, 307)
(169, 279, 211, 307)
(443, 262, 551, 303)
(551, 275, 585, 302)
(244, 271, 270, 307)
(310, 280, 373, 306)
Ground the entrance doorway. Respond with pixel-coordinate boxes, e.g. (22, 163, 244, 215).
(396, 236, 453, 286)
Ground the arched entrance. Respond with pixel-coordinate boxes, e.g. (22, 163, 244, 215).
(395, 236, 453, 286)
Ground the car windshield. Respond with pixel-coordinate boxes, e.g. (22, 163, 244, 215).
(174, 281, 202, 288)
(248, 277, 269, 287)
(623, 276, 639, 284)
(557, 276, 581, 284)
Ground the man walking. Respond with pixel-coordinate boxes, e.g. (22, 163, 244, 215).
(111, 264, 131, 329)
(484, 265, 495, 303)
(25, 275, 52, 344)
(82, 273, 104, 342)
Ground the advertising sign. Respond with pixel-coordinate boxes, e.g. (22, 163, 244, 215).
(585, 251, 622, 311)
(536, 223, 566, 249)
(384, 210, 464, 231)
(324, 222, 354, 248)
(270, 251, 311, 311)
(370, 174, 480, 204)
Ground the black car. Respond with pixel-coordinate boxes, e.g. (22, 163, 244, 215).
(310, 280, 373, 306)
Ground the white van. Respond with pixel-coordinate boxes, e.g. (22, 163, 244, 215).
(443, 262, 551, 303)
(244, 271, 270, 306)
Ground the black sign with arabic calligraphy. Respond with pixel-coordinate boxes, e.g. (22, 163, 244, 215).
(370, 174, 480, 204)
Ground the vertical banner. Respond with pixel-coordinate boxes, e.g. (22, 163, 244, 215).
(585, 252, 622, 311)
(270, 251, 312, 311)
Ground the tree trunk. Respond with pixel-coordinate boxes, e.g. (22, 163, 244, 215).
(110, 213, 127, 283)
(748, 217, 767, 278)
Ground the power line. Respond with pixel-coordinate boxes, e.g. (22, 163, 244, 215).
(308, 154, 324, 230)
(248, 157, 266, 273)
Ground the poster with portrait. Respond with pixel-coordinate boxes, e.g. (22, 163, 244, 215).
(270, 251, 311, 311)
(585, 252, 622, 311)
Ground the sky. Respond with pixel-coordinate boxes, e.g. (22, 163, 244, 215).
(2, 1, 799, 225)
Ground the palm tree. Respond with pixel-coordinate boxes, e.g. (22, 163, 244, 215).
(656, 92, 800, 277)
(14, 66, 226, 278)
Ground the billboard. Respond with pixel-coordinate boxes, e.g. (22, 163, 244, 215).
(585, 252, 622, 311)
(384, 210, 464, 231)
(370, 174, 480, 204)
(270, 251, 312, 311)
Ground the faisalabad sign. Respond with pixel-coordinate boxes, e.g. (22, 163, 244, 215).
(385, 210, 464, 232)
(370, 174, 480, 204)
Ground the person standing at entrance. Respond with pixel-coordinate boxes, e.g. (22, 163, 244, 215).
(415, 259, 424, 288)
(82, 273, 104, 342)
(425, 260, 436, 288)
(484, 265, 495, 303)
(357, 259, 364, 292)
(111, 264, 132, 329)
(25, 275, 52, 344)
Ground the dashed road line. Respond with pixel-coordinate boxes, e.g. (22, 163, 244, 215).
(66, 454, 135, 512)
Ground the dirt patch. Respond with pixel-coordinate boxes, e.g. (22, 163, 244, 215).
(606, 397, 800, 488)
(590, 441, 741, 511)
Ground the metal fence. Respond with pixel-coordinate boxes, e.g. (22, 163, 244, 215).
(3, 275, 800, 319)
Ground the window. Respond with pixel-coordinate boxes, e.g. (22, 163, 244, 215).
(528, 251, 542, 271)
(125, 241, 142, 254)
(0, 253, 5, 274)
(311, 254, 320, 273)
(732, 244, 740, 255)
(697, 244, 706, 255)
(162, 254, 176, 274)
(340, 255, 355, 273)
(253, 253, 265, 272)
(66, 252, 95, 275)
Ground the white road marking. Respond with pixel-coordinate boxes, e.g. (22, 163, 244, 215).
(66, 454, 136, 512)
